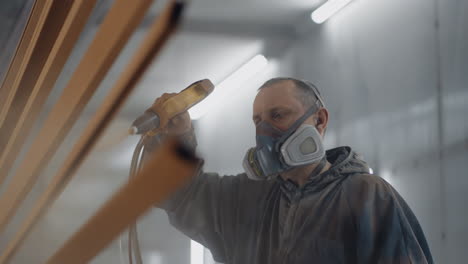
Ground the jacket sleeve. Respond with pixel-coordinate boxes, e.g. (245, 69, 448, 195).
(158, 170, 257, 263)
(345, 174, 434, 264)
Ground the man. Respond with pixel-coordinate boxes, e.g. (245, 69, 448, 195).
(157, 78, 434, 263)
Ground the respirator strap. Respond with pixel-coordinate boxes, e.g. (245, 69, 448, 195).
(277, 106, 319, 145)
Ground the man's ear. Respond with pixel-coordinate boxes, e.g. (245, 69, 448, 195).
(315, 108, 329, 136)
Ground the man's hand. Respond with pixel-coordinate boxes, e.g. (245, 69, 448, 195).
(155, 93, 192, 136)
(150, 93, 197, 151)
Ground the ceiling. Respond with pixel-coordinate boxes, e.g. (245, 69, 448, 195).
(0, 0, 324, 116)
(185, 0, 322, 24)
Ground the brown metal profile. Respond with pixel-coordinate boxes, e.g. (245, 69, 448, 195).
(0, 0, 99, 187)
(0, 0, 74, 164)
(0, 0, 155, 234)
(0, 1, 186, 262)
(0, 0, 47, 117)
(46, 138, 198, 264)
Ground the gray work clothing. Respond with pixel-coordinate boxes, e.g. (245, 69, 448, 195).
(160, 146, 434, 264)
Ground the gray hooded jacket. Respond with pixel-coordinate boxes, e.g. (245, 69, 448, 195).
(160, 146, 434, 264)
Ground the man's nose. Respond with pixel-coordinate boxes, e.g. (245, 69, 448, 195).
(255, 122, 283, 138)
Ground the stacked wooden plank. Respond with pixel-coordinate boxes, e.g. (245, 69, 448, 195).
(0, 0, 195, 263)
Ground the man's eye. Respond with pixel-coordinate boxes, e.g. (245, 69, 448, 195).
(272, 113, 282, 120)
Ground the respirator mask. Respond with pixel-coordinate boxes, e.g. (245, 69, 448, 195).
(243, 83, 326, 180)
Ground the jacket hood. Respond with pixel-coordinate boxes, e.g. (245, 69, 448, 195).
(326, 146, 370, 176)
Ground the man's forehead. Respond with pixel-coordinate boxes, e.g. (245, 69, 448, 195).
(253, 81, 302, 113)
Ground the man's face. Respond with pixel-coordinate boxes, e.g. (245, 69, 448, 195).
(253, 80, 311, 131)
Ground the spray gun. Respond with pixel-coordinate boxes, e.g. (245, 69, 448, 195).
(124, 79, 214, 264)
(129, 79, 214, 135)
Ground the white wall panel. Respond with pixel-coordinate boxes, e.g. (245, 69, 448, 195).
(291, 0, 468, 262)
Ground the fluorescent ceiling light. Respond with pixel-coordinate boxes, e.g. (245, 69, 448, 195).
(189, 54, 269, 120)
(191, 240, 204, 264)
(311, 0, 352, 24)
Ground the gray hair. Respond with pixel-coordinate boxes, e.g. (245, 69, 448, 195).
(258, 77, 325, 109)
